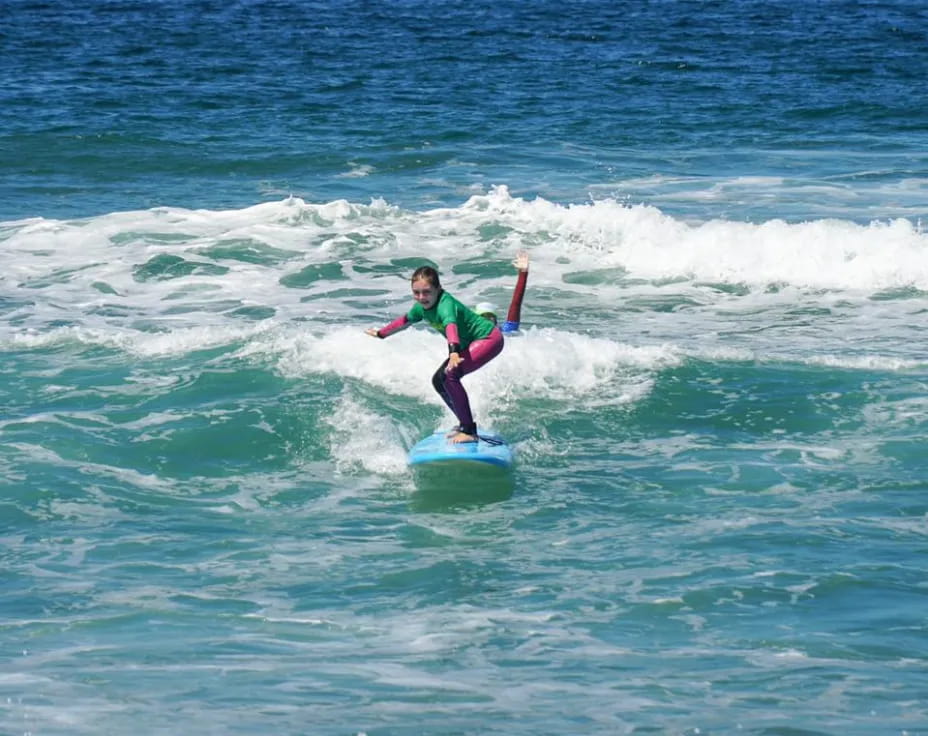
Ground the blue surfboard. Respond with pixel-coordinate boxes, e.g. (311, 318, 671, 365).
(408, 430, 513, 469)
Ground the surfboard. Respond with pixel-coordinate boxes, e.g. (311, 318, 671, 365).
(407, 430, 513, 469)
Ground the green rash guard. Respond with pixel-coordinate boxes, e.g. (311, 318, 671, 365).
(407, 290, 494, 350)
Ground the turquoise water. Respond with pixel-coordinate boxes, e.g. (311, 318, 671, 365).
(3, 1, 928, 734)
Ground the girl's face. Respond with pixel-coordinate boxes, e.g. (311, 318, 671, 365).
(411, 278, 438, 309)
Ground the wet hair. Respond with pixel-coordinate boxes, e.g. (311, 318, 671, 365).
(411, 266, 441, 289)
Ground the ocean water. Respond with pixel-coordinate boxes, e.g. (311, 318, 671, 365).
(2, 1, 928, 734)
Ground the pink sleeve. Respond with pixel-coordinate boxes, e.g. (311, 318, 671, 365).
(507, 270, 528, 323)
(377, 314, 410, 338)
(445, 322, 461, 346)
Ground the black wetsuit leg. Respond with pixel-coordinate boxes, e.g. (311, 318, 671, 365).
(431, 359, 456, 414)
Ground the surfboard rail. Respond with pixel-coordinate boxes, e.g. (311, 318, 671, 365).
(407, 430, 513, 469)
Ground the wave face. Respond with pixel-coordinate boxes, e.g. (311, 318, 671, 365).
(3, 192, 928, 734)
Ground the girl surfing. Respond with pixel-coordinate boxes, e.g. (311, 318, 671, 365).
(365, 252, 528, 444)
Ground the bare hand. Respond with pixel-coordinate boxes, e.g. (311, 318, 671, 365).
(365, 328, 380, 337)
(513, 250, 529, 272)
(446, 352, 463, 371)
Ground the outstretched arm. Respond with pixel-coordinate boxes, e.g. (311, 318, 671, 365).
(503, 250, 529, 332)
(366, 314, 410, 338)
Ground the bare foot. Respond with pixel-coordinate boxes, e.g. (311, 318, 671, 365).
(449, 432, 478, 444)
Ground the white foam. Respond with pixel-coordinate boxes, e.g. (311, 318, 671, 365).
(324, 394, 411, 476)
(3, 189, 926, 372)
(253, 323, 673, 417)
(337, 162, 375, 179)
(3, 190, 924, 313)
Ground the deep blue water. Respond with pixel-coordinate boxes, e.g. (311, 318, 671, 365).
(3, 0, 927, 221)
(2, 1, 928, 734)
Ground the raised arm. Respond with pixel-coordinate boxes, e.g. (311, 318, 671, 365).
(502, 250, 529, 333)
